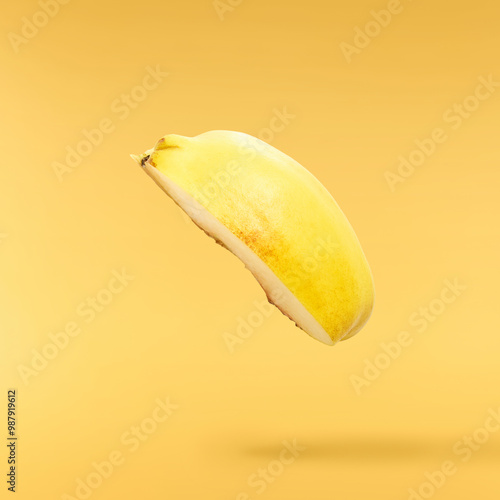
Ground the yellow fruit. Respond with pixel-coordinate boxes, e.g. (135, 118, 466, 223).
(132, 131, 374, 345)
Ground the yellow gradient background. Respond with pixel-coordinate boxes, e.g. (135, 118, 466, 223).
(1, 1, 499, 499)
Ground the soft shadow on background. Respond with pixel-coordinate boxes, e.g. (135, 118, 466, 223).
(210, 435, 500, 462)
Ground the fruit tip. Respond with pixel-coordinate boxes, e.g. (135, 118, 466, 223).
(130, 154, 141, 165)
